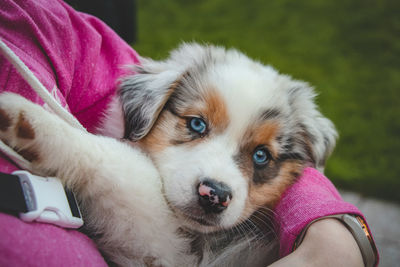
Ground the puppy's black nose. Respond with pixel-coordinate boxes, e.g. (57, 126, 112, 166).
(197, 179, 232, 214)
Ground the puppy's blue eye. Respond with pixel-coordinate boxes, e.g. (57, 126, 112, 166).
(189, 117, 207, 135)
(253, 147, 271, 165)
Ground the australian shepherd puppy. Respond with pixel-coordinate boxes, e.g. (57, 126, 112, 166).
(0, 43, 337, 266)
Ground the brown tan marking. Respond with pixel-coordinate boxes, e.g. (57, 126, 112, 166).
(138, 111, 177, 153)
(199, 90, 229, 133)
(247, 161, 302, 208)
(0, 108, 11, 131)
(18, 147, 39, 162)
(234, 120, 304, 220)
(16, 112, 35, 139)
(140, 88, 229, 153)
(235, 121, 281, 181)
(250, 123, 280, 158)
(177, 89, 229, 133)
(239, 161, 302, 223)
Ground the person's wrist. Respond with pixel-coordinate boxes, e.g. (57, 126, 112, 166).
(296, 218, 364, 267)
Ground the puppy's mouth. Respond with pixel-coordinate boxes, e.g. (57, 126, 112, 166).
(183, 213, 214, 226)
(173, 205, 221, 229)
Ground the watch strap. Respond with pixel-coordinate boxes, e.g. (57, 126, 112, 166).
(293, 214, 378, 267)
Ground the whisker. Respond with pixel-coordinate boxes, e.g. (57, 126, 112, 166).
(243, 219, 265, 242)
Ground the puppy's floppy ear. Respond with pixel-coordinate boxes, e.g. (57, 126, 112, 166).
(286, 82, 338, 171)
(119, 58, 182, 141)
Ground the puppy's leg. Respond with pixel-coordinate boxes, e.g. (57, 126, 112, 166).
(0, 93, 191, 266)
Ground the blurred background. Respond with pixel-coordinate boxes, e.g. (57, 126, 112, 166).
(69, 0, 399, 204)
(136, 0, 400, 204)
(67, 0, 399, 264)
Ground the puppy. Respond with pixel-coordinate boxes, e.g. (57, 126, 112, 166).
(0, 43, 337, 266)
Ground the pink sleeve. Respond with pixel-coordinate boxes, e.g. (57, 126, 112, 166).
(274, 167, 379, 263)
(0, 0, 140, 133)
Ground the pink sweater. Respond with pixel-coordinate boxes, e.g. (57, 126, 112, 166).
(0, 0, 377, 265)
(0, 0, 138, 265)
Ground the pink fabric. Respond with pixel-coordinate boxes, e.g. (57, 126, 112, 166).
(275, 167, 378, 264)
(0, 0, 139, 265)
(0, 213, 106, 267)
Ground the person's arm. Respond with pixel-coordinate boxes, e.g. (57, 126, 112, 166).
(270, 218, 364, 267)
(273, 167, 378, 266)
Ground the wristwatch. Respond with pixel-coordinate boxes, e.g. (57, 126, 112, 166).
(293, 214, 378, 267)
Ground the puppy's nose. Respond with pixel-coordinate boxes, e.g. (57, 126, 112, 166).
(197, 179, 232, 214)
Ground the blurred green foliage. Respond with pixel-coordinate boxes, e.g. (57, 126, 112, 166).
(133, 0, 400, 202)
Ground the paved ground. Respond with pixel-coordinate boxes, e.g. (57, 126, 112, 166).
(340, 190, 400, 267)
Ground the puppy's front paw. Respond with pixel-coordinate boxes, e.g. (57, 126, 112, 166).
(0, 93, 44, 162)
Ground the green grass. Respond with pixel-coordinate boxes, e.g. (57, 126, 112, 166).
(133, 0, 400, 202)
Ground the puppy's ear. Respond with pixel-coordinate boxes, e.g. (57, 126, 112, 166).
(286, 82, 338, 171)
(119, 58, 182, 140)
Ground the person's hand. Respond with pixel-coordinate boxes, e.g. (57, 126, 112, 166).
(269, 218, 364, 267)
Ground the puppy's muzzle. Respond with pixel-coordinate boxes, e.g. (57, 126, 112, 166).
(197, 179, 232, 214)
